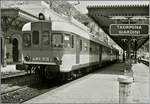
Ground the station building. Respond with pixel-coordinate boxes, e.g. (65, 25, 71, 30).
(1, 8, 38, 65)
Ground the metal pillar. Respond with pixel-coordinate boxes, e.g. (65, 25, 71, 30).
(124, 38, 133, 77)
(125, 38, 132, 70)
(0, 37, 2, 67)
(134, 51, 137, 63)
(3, 38, 7, 67)
(123, 50, 125, 63)
(127, 38, 131, 61)
(134, 41, 137, 63)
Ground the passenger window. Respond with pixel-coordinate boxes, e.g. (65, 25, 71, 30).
(72, 35, 74, 48)
(80, 40, 82, 51)
(96, 45, 99, 54)
(90, 47, 92, 53)
(23, 33, 31, 47)
(32, 31, 39, 45)
(52, 33, 63, 48)
(84, 42, 88, 51)
(42, 31, 50, 46)
(64, 34, 71, 48)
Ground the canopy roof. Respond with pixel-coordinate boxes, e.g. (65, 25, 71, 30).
(87, 4, 149, 51)
(1, 8, 39, 32)
(1, 8, 38, 21)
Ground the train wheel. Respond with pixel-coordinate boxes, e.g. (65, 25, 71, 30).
(59, 72, 71, 83)
(81, 68, 86, 76)
(70, 71, 76, 80)
(35, 66, 46, 80)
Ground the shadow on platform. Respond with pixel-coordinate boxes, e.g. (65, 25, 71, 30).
(93, 62, 125, 75)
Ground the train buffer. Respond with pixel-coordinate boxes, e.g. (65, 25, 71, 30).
(23, 63, 149, 103)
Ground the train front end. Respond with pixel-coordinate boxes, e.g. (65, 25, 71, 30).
(21, 21, 63, 79)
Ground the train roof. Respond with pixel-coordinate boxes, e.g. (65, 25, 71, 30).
(22, 20, 111, 48)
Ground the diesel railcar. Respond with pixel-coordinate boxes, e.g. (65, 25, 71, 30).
(17, 19, 119, 81)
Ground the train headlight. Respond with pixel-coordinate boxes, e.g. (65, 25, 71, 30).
(54, 57, 62, 65)
(24, 56, 31, 61)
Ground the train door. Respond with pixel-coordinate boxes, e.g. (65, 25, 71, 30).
(76, 36, 80, 64)
(12, 38, 19, 62)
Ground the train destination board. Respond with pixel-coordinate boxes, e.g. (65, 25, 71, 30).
(109, 24, 149, 36)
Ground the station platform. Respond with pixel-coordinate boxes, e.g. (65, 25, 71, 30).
(24, 62, 149, 103)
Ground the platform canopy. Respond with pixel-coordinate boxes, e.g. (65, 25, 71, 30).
(1, 8, 39, 34)
(87, 4, 149, 51)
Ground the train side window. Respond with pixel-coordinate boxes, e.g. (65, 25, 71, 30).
(90, 47, 92, 53)
(42, 31, 50, 46)
(52, 33, 63, 48)
(23, 33, 31, 47)
(64, 34, 71, 48)
(80, 39, 82, 51)
(72, 35, 74, 48)
(96, 45, 99, 54)
(32, 31, 39, 45)
(84, 41, 88, 51)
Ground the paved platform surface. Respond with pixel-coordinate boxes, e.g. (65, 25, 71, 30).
(1, 65, 18, 73)
(24, 63, 149, 103)
(132, 63, 149, 103)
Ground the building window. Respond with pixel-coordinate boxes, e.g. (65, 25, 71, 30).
(32, 31, 39, 45)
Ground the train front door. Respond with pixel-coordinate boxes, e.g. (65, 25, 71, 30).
(12, 38, 19, 62)
(76, 36, 80, 64)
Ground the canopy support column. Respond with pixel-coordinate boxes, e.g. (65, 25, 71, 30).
(123, 50, 125, 63)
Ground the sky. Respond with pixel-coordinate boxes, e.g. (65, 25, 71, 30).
(68, 0, 149, 14)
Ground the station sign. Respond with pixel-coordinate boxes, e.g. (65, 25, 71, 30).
(109, 24, 149, 36)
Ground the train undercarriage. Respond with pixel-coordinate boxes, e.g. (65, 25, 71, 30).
(16, 63, 101, 82)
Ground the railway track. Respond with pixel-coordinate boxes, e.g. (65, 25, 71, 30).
(1, 69, 89, 103)
(1, 80, 58, 103)
(1, 63, 116, 103)
(1, 72, 92, 103)
(1, 73, 40, 103)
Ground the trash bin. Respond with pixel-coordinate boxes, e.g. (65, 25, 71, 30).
(118, 75, 133, 103)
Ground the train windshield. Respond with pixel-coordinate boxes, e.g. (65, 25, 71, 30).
(23, 33, 31, 47)
(42, 31, 50, 46)
(52, 33, 63, 48)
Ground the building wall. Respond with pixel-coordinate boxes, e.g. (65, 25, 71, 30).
(4, 29, 22, 64)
